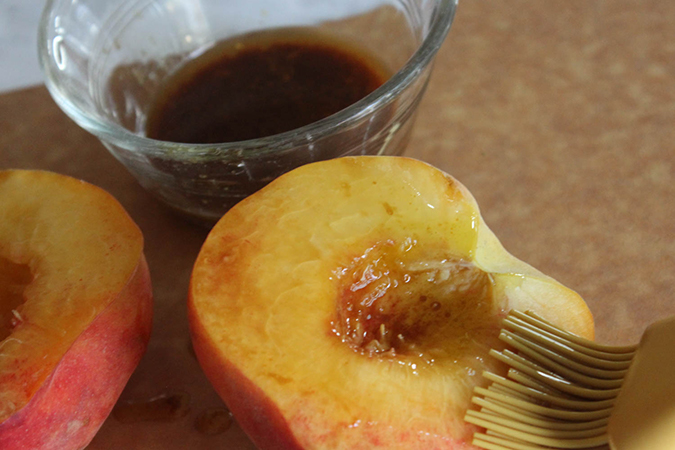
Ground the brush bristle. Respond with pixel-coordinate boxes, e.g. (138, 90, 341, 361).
(464, 310, 637, 450)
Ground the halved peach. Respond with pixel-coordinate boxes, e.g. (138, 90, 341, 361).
(0, 170, 152, 449)
(189, 156, 593, 449)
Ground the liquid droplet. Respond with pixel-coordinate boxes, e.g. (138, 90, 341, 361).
(112, 390, 191, 424)
(194, 407, 234, 435)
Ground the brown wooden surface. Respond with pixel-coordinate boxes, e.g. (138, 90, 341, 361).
(1, 1, 674, 448)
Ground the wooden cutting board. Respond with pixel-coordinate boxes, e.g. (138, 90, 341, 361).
(1, 1, 674, 448)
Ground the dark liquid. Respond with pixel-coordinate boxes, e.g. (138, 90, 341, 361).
(145, 28, 391, 144)
(112, 391, 191, 423)
(193, 407, 234, 436)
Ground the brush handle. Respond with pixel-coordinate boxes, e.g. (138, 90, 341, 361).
(608, 316, 675, 450)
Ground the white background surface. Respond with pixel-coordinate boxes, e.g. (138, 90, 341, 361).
(0, 0, 46, 92)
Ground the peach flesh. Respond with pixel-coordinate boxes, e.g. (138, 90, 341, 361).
(189, 156, 594, 449)
(0, 258, 152, 449)
(332, 239, 497, 362)
(0, 169, 153, 449)
(0, 257, 32, 342)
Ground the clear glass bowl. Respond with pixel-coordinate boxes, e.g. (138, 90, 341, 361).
(39, 0, 457, 224)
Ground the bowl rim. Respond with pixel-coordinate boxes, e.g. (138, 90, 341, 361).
(38, 0, 458, 158)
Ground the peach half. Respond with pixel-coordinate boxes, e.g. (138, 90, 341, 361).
(0, 170, 152, 449)
(189, 156, 593, 449)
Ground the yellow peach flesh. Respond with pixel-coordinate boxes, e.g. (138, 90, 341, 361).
(0, 170, 146, 423)
(0, 257, 32, 341)
(189, 156, 594, 449)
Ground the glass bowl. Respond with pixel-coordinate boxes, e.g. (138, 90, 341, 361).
(39, 0, 457, 224)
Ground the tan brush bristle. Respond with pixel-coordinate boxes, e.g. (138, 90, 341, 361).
(466, 311, 675, 450)
(464, 310, 637, 450)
